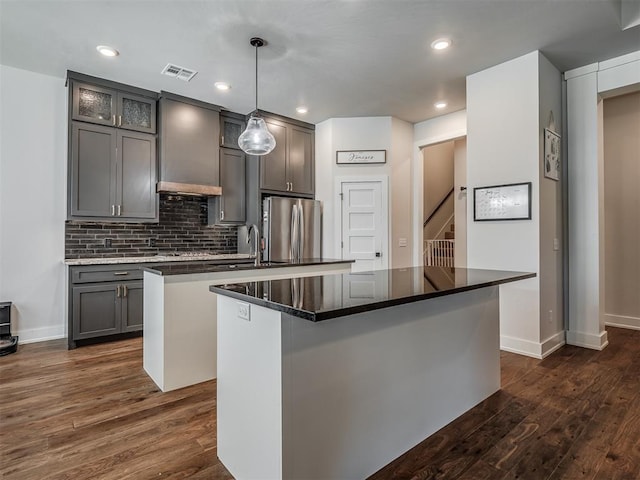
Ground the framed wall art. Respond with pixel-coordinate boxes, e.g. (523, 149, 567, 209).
(473, 182, 532, 221)
(544, 128, 560, 181)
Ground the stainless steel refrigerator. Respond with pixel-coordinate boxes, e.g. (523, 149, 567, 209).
(262, 197, 321, 261)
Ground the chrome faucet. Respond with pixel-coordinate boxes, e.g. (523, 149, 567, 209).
(247, 224, 261, 266)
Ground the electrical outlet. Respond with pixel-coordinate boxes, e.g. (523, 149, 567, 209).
(553, 238, 560, 251)
(237, 302, 250, 321)
(148, 238, 156, 247)
(548, 310, 553, 323)
(104, 238, 112, 248)
(398, 237, 407, 247)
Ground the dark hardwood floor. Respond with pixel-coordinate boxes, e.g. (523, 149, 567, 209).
(1, 328, 638, 479)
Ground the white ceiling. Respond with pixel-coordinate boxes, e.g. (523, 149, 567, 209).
(1, 0, 639, 124)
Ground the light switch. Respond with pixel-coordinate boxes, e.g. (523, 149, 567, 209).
(398, 237, 407, 247)
(237, 302, 250, 321)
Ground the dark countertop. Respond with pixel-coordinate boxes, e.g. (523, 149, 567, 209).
(142, 258, 353, 276)
(209, 266, 536, 321)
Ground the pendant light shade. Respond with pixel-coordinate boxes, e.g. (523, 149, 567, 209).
(238, 113, 276, 155)
(238, 37, 276, 156)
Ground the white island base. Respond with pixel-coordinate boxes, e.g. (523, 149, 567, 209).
(217, 286, 501, 480)
(143, 262, 351, 392)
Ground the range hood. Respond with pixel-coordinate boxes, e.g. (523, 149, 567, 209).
(157, 181, 221, 196)
(158, 92, 224, 197)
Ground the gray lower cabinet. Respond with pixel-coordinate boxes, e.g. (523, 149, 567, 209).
(68, 265, 144, 349)
(259, 116, 314, 196)
(69, 121, 158, 221)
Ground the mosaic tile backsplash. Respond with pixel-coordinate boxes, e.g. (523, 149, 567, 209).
(65, 195, 238, 259)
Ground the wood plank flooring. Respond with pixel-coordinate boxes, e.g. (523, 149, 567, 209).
(1, 327, 638, 479)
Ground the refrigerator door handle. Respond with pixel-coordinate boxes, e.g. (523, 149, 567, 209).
(298, 201, 305, 262)
(290, 204, 298, 261)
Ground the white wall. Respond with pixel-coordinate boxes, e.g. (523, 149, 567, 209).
(315, 116, 413, 268)
(565, 50, 640, 347)
(0, 65, 67, 343)
(467, 51, 564, 358)
(538, 53, 564, 349)
(453, 138, 467, 267)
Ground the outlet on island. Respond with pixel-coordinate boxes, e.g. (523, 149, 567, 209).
(148, 238, 157, 247)
(237, 302, 250, 321)
(104, 238, 112, 248)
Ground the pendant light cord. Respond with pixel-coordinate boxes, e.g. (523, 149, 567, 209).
(255, 43, 259, 112)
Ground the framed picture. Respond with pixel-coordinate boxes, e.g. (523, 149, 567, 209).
(336, 150, 386, 164)
(544, 129, 560, 181)
(474, 182, 532, 221)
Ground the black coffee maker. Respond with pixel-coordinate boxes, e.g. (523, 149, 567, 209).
(0, 302, 18, 356)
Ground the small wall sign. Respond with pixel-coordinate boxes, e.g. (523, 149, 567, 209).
(336, 150, 386, 165)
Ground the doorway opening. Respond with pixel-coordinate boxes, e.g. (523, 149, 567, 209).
(421, 138, 467, 268)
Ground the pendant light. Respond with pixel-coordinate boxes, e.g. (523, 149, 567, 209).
(238, 37, 276, 155)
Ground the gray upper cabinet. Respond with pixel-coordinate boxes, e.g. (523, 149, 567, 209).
(289, 126, 315, 195)
(118, 130, 157, 219)
(209, 148, 246, 224)
(158, 94, 220, 190)
(220, 114, 245, 150)
(71, 81, 156, 134)
(260, 119, 288, 192)
(69, 121, 158, 221)
(259, 115, 315, 196)
(70, 122, 117, 218)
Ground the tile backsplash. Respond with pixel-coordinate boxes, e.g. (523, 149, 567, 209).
(65, 195, 238, 259)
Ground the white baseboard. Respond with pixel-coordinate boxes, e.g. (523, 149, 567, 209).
(500, 331, 565, 359)
(541, 331, 566, 358)
(605, 313, 640, 331)
(16, 325, 66, 344)
(566, 329, 609, 350)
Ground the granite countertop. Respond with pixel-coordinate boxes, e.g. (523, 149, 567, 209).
(210, 266, 536, 321)
(142, 258, 353, 276)
(64, 253, 252, 266)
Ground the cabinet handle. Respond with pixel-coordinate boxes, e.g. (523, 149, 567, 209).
(118, 115, 122, 127)
(290, 182, 293, 191)
(111, 205, 115, 216)
(123, 285, 128, 297)
(116, 285, 121, 297)
(286, 182, 290, 191)
(113, 272, 129, 276)
(221, 135, 224, 146)
(220, 210, 224, 220)
(112, 114, 116, 126)
(117, 205, 122, 216)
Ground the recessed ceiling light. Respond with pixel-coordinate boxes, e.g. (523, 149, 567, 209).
(96, 45, 119, 57)
(430, 38, 451, 51)
(214, 82, 231, 91)
(434, 101, 447, 109)
(296, 106, 308, 114)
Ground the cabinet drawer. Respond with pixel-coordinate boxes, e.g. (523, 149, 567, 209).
(71, 266, 143, 284)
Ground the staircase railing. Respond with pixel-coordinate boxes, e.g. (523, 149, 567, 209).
(424, 239, 455, 267)
(423, 187, 454, 228)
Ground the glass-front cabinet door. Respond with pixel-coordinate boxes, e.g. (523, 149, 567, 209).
(118, 92, 156, 134)
(72, 82, 117, 127)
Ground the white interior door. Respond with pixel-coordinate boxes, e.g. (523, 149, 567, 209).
(340, 180, 387, 272)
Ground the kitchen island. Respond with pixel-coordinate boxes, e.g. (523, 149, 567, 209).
(142, 258, 352, 392)
(210, 266, 535, 480)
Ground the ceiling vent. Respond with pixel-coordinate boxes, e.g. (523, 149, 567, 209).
(161, 63, 198, 82)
